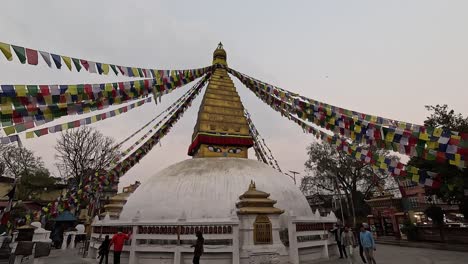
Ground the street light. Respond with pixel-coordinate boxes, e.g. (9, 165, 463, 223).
(288, 170, 300, 185)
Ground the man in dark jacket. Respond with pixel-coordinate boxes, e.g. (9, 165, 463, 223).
(191, 231, 204, 264)
(329, 224, 346, 258)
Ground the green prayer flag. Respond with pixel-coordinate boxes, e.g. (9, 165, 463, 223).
(110, 64, 118, 75)
(12, 45, 26, 64)
(72, 58, 82, 72)
(27, 85, 39, 96)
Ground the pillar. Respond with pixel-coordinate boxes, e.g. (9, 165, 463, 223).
(70, 233, 76, 249)
(61, 233, 68, 250)
(128, 226, 138, 264)
(232, 224, 240, 264)
(174, 248, 181, 264)
(287, 217, 299, 264)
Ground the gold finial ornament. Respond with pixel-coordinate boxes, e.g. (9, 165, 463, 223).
(188, 44, 253, 158)
(212, 42, 227, 66)
(236, 181, 284, 215)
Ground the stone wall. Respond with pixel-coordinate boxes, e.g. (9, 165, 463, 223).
(416, 226, 468, 244)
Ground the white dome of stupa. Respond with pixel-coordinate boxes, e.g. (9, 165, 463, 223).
(120, 158, 312, 226)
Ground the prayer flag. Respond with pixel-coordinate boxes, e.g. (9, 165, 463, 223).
(88, 61, 97, 73)
(0, 42, 13, 61)
(39, 51, 52, 67)
(26, 48, 38, 65)
(51, 54, 62, 69)
(72, 58, 82, 72)
(62, 56, 72, 70)
(12, 45, 26, 64)
(102, 64, 110, 75)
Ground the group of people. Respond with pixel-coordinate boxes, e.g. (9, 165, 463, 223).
(330, 223, 377, 264)
(97, 228, 204, 264)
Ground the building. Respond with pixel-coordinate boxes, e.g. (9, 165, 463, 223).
(89, 44, 338, 264)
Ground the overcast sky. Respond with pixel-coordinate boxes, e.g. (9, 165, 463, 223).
(1, 0, 467, 188)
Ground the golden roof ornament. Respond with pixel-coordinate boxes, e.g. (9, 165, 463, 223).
(236, 181, 284, 215)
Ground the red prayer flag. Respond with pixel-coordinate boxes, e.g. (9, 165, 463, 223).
(39, 85, 50, 96)
(26, 48, 38, 65)
(80, 59, 89, 71)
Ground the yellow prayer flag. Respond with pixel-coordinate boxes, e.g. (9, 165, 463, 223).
(102, 64, 110, 75)
(62, 56, 72, 71)
(455, 154, 461, 166)
(57, 103, 67, 109)
(91, 115, 98, 123)
(68, 85, 78, 95)
(355, 125, 361, 133)
(380, 163, 388, 169)
(134, 81, 141, 89)
(326, 108, 332, 116)
(3, 126, 16, 135)
(105, 83, 113, 92)
(351, 132, 356, 140)
(433, 127, 443, 137)
(412, 174, 420, 183)
(385, 132, 395, 142)
(61, 124, 68, 130)
(410, 166, 419, 174)
(370, 116, 377, 123)
(15, 85, 27, 96)
(0, 42, 13, 61)
(427, 141, 438, 149)
(419, 132, 429, 141)
(451, 135, 461, 141)
(44, 96, 53, 105)
(1, 104, 13, 115)
(355, 152, 361, 159)
(26, 131, 35, 139)
(131, 67, 139, 77)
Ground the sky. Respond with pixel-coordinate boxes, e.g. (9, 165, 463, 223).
(1, 0, 467, 189)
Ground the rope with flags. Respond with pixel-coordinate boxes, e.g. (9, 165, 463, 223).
(1, 68, 211, 135)
(227, 66, 468, 169)
(0, 40, 209, 79)
(230, 67, 443, 188)
(244, 109, 282, 173)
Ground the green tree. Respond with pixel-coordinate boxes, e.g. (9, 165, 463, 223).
(16, 169, 57, 201)
(301, 141, 399, 226)
(409, 105, 468, 217)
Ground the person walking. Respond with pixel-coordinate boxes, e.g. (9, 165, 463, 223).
(359, 224, 376, 264)
(356, 224, 367, 263)
(191, 231, 204, 264)
(330, 224, 347, 258)
(109, 228, 131, 264)
(342, 226, 357, 260)
(98, 235, 111, 264)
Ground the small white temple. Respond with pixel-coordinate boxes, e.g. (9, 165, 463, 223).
(90, 45, 337, 264)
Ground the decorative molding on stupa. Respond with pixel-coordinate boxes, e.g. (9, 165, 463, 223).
(101, 181, 140, 219)
(236, 180, 284, 215)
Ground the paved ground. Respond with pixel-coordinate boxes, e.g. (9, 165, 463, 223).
(37, 244, 468, 263)
(318, 244, 468, 264)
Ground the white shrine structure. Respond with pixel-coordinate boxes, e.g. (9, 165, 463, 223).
(90, 45, 337, 264)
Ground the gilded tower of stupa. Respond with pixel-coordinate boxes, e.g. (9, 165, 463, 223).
(188, 43, 254, 158)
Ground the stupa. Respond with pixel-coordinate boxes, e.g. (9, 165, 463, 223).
(90, 44, 337, 264)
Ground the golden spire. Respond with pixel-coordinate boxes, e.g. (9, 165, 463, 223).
(188, 44, 253, 158)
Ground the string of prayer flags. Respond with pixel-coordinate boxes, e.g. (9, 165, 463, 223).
(24, 97, 151, 139)
(227, 66, 467, 169)
(1, 69, 211, 132)
(0, 41, 211, 79)
(235, 71, 445, 189)
(113, 84, 199, 162)
(107, 74, 210, 178)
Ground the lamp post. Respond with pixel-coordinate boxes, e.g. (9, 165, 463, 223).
(288, 170, 299, 185)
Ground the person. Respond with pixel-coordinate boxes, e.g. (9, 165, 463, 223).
(342, 226, 356, 259)
(98, 235, 111, 264)
(356, 224, 367, 263)
(360, 224, 376, 264)
(330, 224, 346, 258)
(109, 228, 131, 264)
(190, 231, 204, 264)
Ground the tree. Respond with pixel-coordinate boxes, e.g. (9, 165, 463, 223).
(0, 144, 44, 179)
(409, 104, 468, 217)
(301, 141, 400, 226)
(55, 126, 119, 203)
(0, 145, 54, 201)
(16, 169, 57, 201)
